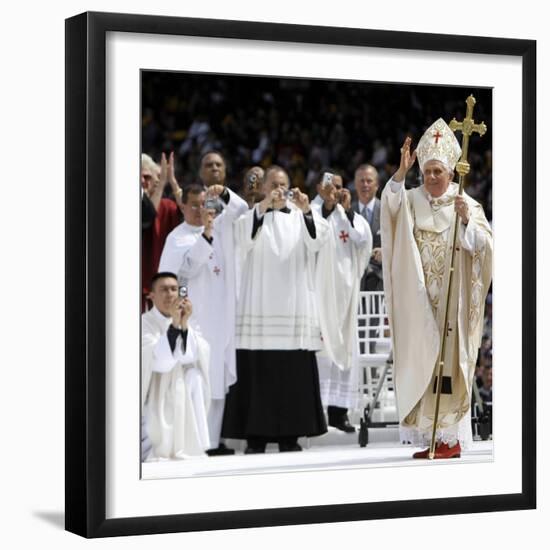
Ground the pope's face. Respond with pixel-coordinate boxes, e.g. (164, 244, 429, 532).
(149, 277, 179, 317)
(422, 160, 453, 197)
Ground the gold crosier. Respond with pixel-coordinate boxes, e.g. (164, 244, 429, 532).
(428, 95, 487, 459)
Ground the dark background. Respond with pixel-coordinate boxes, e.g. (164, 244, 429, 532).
(141, 72, 492, 220)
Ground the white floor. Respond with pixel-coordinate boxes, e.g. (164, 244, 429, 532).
(142, 431, 493, 480)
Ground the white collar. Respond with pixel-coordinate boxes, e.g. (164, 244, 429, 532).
(151, 306, 172, 328)
(182, 221, 204, 233)
(359, 197, 376, 212)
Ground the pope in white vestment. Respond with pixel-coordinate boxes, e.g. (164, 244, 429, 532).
(142, 274, 211, 460)
(158, 184, 248, 451)
(221, 167, 330, 453)
(381, 119, 492, 459)
(311, 178, 372, 430)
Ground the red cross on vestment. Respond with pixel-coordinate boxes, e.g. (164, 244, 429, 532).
(339, 230, 349, 243)
(213, 266, 221, 276)
(433, 130, 443, 144)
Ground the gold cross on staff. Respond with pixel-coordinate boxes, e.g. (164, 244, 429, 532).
(449, 95, 487, 177)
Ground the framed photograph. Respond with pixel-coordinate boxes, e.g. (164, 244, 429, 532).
(65, 11, 536, 538)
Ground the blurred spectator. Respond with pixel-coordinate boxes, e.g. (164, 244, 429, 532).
(141, 153, 182, 311)
(478, 365, 493, 404)
(352, 165, 383, 292)
(142, 75, 492, 222)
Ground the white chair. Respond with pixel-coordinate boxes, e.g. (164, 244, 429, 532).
(355, 291, 397, 424)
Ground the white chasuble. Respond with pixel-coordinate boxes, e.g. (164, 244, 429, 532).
(158, 189, 248, 398)
(381, 180, 492, 446)
(142, 307, 211, 459)
(235, 204, 330, 350)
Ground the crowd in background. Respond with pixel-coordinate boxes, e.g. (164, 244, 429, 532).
(141, 73, 493, 435)
(142, 73, 492, 222)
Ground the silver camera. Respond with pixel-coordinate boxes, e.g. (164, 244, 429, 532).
(205, 197, 224, 214)
(247, 173, 259, 189)
(321, 172, 334, 188)
(283, 189, 295, 200)
(178, 285, 188, 298)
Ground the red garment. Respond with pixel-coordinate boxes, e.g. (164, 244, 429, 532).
(142, 198, 181, 311)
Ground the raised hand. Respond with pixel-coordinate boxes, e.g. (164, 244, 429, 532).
(291, 188, 311, 213)
(206, 184, 225, 198)
(201, 207, 216, 238)
(167, 152, 183, 207)
(394, 136, 417, 183)
(319, 183, 337, 210)
(338, 188, 352, 210)
(159, 152, 168, 190)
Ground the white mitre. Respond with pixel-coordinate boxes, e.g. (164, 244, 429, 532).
(416, 118, 462, 173)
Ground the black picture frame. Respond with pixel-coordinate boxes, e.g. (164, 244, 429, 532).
(65, 11, 536, 538)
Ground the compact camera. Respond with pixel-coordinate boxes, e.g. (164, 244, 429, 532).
(205, 197, 224, 214)
(321, 172, 334, 188)
(247, 172, 261, 190)
(178, 285, 188, 298)
(283, 189, 295, 200)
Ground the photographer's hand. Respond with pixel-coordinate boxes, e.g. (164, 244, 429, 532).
(293, 189, 311, 214)
(168, 297, 185, 329)
(201, 207, 215, 239)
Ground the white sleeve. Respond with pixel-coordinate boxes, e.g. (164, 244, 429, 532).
(458, 208, 492, 255)
(382, 177, 406, 217)
(151, 332, 179, 374)
(347, 211, 373, 250)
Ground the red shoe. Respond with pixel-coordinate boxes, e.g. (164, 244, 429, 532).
(434, 442, 461, 459)
(412, 447, 430, 459)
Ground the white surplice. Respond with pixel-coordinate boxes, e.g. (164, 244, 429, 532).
(142, 307, 211, 459)
(235, 203, 330, 350)
(158, 188, 248, 399)
(381, 179, 492, 447)
(312, 202, 372, 409)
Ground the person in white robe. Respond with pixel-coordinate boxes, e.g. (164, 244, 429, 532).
(222, 166, 330, 453)
(159, 181, 248, 455)
(381, 119, 492, 459)
(312, 172, 372, 432)
(142, 272, 211, 460)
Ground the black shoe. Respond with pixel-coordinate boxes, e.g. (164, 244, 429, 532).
(244, 446, 266, 454)
(327, 406, 356, 433)
(329, 417, 356, 433)
(278, 441, 302, 452)
(206, 443, 235, 456)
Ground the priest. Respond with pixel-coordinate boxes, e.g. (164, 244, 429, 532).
(222, 166, 330, 453)
(312, 173, 372, 432)
(381, 119, 492, 459)
(158, 182, 248, 455)
(142, 272, 211, 460)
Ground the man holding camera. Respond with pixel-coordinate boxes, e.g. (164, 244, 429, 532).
(312, 172, 373, 432)
(222, 166, 330, 453)
(159, 179, 248, 455)
(142, 272, 211, 460)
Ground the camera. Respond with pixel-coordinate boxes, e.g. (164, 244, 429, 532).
(247, 172, 260, 190)
(178, 285, 188, 298)
(321, 172, 334, 188)
(205, 197, 224, 214)
(283, 189, 295, 200)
